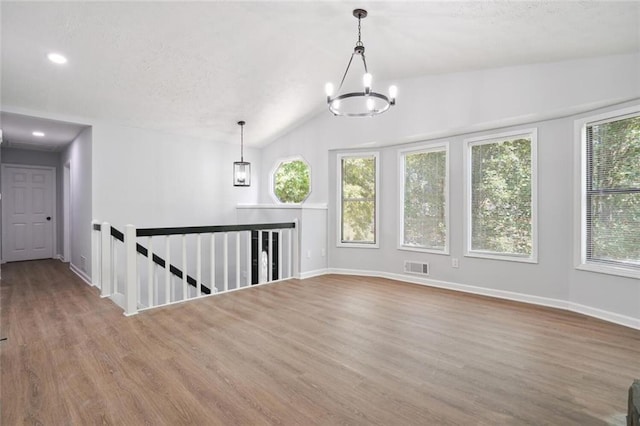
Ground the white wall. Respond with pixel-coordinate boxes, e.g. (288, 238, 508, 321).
(258, 53, 640, 327)
(61, 127, 92, 278)
(92, 122, 259, 230)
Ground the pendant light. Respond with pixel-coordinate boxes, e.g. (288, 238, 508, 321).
(325, 9, 397, 117)
(233, 120, 251, 187)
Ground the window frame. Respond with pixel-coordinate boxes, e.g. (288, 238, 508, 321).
(574, 105, 640, 279)
(398, 142, 450, 254)
(336, 152, 380, 249)
(464, 128, 539, 263)
(269, 155, 312, 205)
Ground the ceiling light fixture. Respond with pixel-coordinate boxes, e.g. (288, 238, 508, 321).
(325, 9, 397, 117)
(32, 131, 45, 137)
(47, 52, 67, 64)
(233, 120, 251, 187)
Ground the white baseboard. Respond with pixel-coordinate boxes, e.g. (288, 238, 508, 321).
(298, 268, 329, 279)
(322, 268, 639, 330)
(69, 263, 93, 286)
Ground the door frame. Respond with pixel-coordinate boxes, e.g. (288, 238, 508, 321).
(1, 164, 57, 263)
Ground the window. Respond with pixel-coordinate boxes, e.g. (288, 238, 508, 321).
(466, 129, 538, 262)
(399, 143, 449, 253)
(272, 158, 311, 204)
(337, 153, 379, 247)
(579, 109, 640, 275)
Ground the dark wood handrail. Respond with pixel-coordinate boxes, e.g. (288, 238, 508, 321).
(136, 222, 295, 237)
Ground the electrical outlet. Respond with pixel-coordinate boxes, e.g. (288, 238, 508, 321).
(451, 258, 459, 268)
(307, 250, 312, 259)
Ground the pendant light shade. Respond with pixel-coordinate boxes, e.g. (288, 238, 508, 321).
(325, 9, 397, 117)
(233, 120, 251, 187)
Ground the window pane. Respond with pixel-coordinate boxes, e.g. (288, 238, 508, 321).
(590, 116, 640, 190)
(341, 156, 376, 244)
(403, 150, 446, 249)
(588, 193, 640, 266)
(471, 138, 532, 256)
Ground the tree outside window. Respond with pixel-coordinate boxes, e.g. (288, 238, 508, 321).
(273, 159, 311, 204)
(339, 154, 378, 245)
(468, 131, 536, 260)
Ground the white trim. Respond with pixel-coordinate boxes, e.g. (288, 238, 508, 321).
(268, 155, 312, 205)
(70, 262, 93, 286)
(336, 151, 380, 248)
(464, 128, 538, 263)
(1, 164, 57, 262)
(574, 104, 640, 279)
(575, 263, 640, 280)
(56, 254, 65, 261)
(323, 268, 639, 330)
(397, 142, 450, 255)
(298, 268, 328, 279)
(236, 203, 327, 210)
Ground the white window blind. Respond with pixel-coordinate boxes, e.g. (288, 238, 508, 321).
(585, 114, 640, 268)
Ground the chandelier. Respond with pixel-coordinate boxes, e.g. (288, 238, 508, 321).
(325, 9, 397, 117)
(233, 120, 251, 187)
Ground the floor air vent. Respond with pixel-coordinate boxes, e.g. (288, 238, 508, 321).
(404, 261, 429, 276)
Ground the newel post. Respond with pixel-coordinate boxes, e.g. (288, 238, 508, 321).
(124, 224, 138, 316)
(91, 220, 101, 289)
(293, 218, 300, 279)
(100, 222, 112, 297)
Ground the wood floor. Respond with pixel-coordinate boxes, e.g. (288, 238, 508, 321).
(1, 260, 638, 425)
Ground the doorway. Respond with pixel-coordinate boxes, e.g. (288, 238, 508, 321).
(1, 164, 56, 262)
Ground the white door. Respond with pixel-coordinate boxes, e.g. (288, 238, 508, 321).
(2, 165, 55, 262)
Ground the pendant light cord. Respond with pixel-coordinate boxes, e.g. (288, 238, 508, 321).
(240, 123, 244, 162)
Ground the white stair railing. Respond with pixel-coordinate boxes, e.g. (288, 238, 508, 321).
(92, 220, 299, 316)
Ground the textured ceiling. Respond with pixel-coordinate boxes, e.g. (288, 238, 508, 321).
(1, 1, 639, 147)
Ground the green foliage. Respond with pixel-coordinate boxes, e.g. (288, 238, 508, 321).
(274, 160, 310, 203)
(471, 138, 532, 255)
(341, 157, 376, 242)
(403, 150, 446, 249)
(589, 116, 640, 265)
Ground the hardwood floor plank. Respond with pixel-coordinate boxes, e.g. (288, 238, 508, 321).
(1, 260, 638, 425)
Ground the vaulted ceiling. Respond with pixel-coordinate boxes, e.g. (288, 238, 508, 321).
(2, 1, 639, 147)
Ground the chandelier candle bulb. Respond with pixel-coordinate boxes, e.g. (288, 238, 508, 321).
(363, 73, 372, 94)
(325, 82, 334, 97)
(389, 85, 398, 104)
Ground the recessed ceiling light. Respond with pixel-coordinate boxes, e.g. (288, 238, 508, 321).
(32, 131, 45, 137)
(47, 52, 67, 64)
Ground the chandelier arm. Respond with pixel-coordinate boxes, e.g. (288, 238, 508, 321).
(337, 53, 356, 93)
(361, 54, 369, 74)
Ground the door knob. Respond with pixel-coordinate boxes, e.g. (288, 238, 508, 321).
(46, 217, 51, 221)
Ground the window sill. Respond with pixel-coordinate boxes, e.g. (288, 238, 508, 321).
(337, 242, 379, 249)
(398, 245, 449, 255)
(465, 251, 538, 264)
(576, 263, 640, 280)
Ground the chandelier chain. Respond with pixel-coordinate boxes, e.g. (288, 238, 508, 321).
(356, 16, 363, 47)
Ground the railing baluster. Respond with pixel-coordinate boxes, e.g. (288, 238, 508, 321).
(147, 236, 153, 308)
(288, 228, 293, 279)
(278, 230, 282, 281)
(236, 232, 241, 289)
(210, 233, 216, 293)
(223, 233, 229, 292)
(258, 230, 263, 283)
(165, 235, 171, 304)
(154, 263, 159, 306)
(196, 234, 202, 296)
(112, 239, 118, 294)
(246, 231, 252, 286)
(101, 222, 112, 296)
(182, 234, 188, 300)
(268, 231, 273, 282)
(124, 225, 138, 316)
